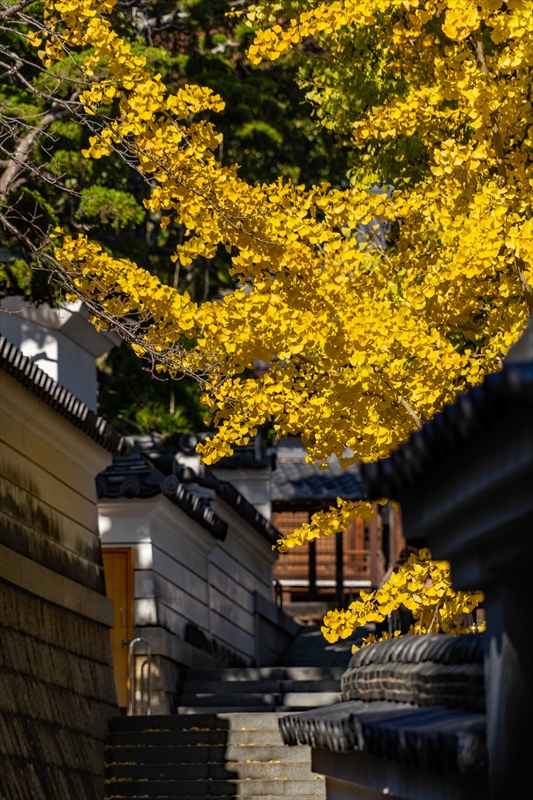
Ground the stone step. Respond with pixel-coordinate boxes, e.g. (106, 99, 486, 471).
(182, 679, 341, 693)
(106, 795, 325, 800)
(226, 745, 309, 763)
(102, 618, 349, 798)
(110, 713, 285, 732)
(180, 692, 283, 706)
(177, 705, 322, 715)
(105, 744, 310, 765)
(177, 705, 286, 714)
(179, 692, 341, 708)
(105, 762, 315, 781)
(108, 729, 286, 746)
(191, 667, 344, 681)
(107, 730, 223, 747)
(105, 778, 326, 797)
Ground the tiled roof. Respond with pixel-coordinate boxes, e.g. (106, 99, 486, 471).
(341, 632, 485, 711)
(97, 450, 283, 545)
(361, 353, 533, 502)
(0, 335, 129, 455)
(192, 473, 281, 547)
(347, 629, 484, 666)
(96, 451, 228, 540)
(279, 699, 486, 773)
(280, 632, 487, 771)
(272, 440, 364, 506)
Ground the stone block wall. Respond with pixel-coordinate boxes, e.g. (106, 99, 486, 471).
(0, 367, 119, 799)
(0, 579, 117, 800)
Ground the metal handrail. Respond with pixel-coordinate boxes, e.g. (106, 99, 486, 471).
(128, 637, 152, 716)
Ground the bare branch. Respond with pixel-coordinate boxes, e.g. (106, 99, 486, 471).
(0, 0, 36, 21)
(0, 209, 232, 394)
(0, 90, 81, 197)
(398, 396, 423, 431)
(474, 32, 506, 181)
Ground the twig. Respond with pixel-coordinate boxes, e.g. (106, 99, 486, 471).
(0, 90, 81, 197)
(0, 0, 36, 21)
(399, 395, 423, 430)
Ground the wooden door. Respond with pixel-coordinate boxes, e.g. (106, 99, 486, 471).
(102, 547, 134, 711)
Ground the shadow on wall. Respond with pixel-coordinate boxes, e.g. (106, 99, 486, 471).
(0, 580, 117, 800)
(0, 461, 104, 592)
(185, 623, 248, 668)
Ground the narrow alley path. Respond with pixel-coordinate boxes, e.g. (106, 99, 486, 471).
(104, 625, 350, 798)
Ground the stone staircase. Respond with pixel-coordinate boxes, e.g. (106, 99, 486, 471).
(178, 665, 343, 713)
(105, 711, 327, 798)
(104, 664, 344, 798)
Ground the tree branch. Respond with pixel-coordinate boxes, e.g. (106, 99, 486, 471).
(0, 90, 80, 198)
(0, 0, 36, 21)
(0, 209, 225, 390)
(398, 396, 423, 431)
(474, 31, 506, 181)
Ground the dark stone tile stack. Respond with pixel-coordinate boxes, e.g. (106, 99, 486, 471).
(341, 632, 485, 711)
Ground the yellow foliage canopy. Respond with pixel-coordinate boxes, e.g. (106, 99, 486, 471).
(29, 1, 531, 483)
(19, 2, 513, 642)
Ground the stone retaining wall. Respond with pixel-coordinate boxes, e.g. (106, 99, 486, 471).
(0, 580, 116, 800)
(0, 363, 119, 800)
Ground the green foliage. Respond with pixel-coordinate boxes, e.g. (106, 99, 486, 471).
(97, 342, 209, 436)
(77, 187, 145, 232)
(0, 257, 61, 304)
(244, 1, 428, 188)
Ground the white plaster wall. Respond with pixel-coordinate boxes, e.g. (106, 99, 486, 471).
(208, 496, 276, 660)
(0, 372, 113, 593)
(210, 467, 272, 520)
(0, 312, 59, 379)
(99, 493, 278, 664)
(1, 297, 120, 410)
(57, 332, 99, 407)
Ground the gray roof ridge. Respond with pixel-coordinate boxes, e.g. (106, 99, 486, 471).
(361, 358, 533, 500)
(0, 334, 129, 456)
(96, 450, 228, 540)
(97, 451, 283, 545)
(189, 471, 282, 547)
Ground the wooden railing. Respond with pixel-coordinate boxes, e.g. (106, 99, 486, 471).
(273, 508, 383, 596)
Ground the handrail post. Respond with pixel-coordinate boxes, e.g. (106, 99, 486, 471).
(273, 578, 283, 610)
(128, 637, 152, 716)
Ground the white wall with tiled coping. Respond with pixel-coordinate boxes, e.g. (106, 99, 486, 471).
(98, 492, 285, 667)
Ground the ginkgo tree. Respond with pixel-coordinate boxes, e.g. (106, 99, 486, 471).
(322, 548, 485, 650)
(1, 0, 531, 559)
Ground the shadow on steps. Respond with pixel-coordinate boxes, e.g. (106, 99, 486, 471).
(104, 713, 326, 798)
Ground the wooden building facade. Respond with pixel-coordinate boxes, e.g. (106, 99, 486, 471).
(270, 438, 403, 619)
(200, 435, 404, 620)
